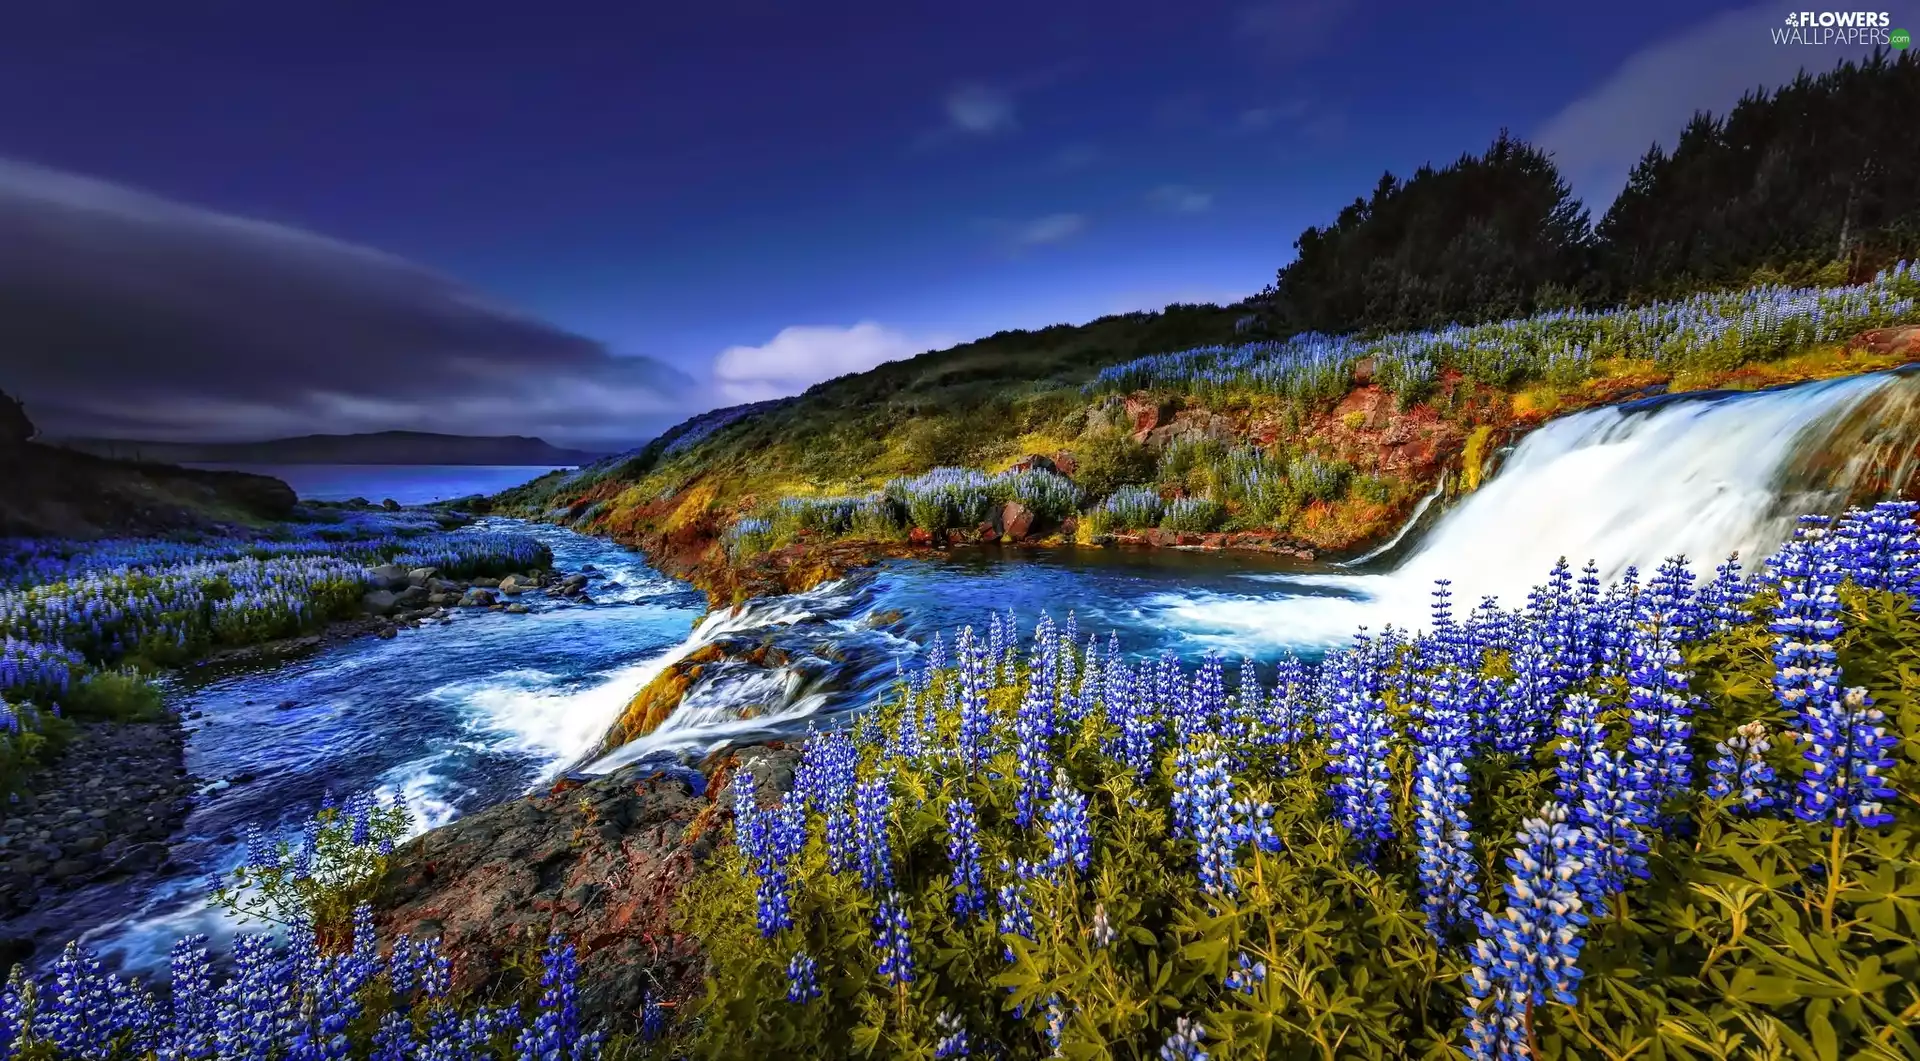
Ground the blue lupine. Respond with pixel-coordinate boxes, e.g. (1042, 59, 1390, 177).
(1013, 660, 1057, 828)
(1706, 720, 1779, 811)
(1800, 686, 1898, 828)
(854, 773, 896, 891)
(1224, 951, 1267, 996)
(1041, 769, 1092, 877)
(786, 951, 822, 1004)
(934, 1010, 971, 1058)
(511, 934, 601, 1061)
(1320, 637, 1395, 860)
(1159, 1016, 1209, 1061)
(996, 868, 1037, 962)
(638, 991, 666, 1042)
(873, 892, 915, 986)
(1463, 804, 1598, 1061)
(946, 797, 988, 920)
(957, 625, 992, 767)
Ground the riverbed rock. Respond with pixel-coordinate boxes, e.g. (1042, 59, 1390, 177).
(998, 501, 1036, 542)
(394, 584, 430, 607)
(471, 576, 501, 589)
(426, 577, 463, 595)
(407, 567, 439, 586)
(369, 563, 409, 590)
(375, 748, 799, 1031)
(360, 589, 398, 616)
(459, 588, 497, 608)
(558, 573, 590, 592)
(504, 603, 530, 614)
(498, 574, 530, 595)
(427, 592, 454, 607)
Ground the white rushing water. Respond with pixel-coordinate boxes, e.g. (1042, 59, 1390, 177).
(1153, 371, 1920, 654)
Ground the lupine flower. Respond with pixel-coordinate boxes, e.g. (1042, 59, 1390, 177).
(638, 991, 666, 1042)
(1158, 1016, 1209, 1061)
(1463, 804, 1597, 1061)
(934, 1010, 971, 1058)
(945, 797, 988, 921)
(1320, 637, 1395, 859)
(1799, 686, 1898, 828)
(786, 952, 821, 1004)
(1224, 952, 1267, 996)
(1089, 903, 1115, 949)
(854, 773, 896, 891)
(1013, 658, 1058, 828)
(1706, 720, 1779, 810)
(996, 868, 1037, 962)
(872, 892, 915, 985)
(956, 625, 992, 767)
(1041, 769, 1092, 877)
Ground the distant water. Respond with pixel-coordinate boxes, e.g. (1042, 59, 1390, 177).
(188, 464, 572, 505)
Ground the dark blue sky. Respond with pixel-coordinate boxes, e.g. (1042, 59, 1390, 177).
(0, 1, 1878, 443)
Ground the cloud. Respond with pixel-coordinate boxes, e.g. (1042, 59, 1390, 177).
(1148, 185, 1214, 214)
(1012, 213, 1088, 248)
(712, 322, 956, 403)
(1234, 0, 1356, 61)
(944, 83, 1017, 134)
(0, 159, 694, 448)
(1048, 144, 1101, 171)
(1537, 3, 1879, 210)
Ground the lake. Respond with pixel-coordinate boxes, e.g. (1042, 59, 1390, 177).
(188, 463, 573, 505)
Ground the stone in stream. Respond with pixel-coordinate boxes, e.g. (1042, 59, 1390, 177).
(459, 588, 497, 608)
(407, 566, 439, 586)
(360, 589, 398, 616)
(368, 563, 409, 590)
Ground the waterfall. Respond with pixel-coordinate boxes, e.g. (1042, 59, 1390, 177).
(1152, 370, 1920, 652)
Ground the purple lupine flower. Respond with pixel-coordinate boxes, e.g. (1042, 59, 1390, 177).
(1463, 804, 1598, 1061)
(956, 625, 992, 767)
(946, 797, 987, 921)
(934, 1010, 971, 1058)
(1320, 636, 1395, 860)
(1158, 1016, 1209, 1061)
(872, 892, 914, 986)
(1012, 658, 1057, 829)
(1041, 769, 1092, 877)
(1413, 663, 1484, 941)
(1224, 951, 1267, 997)
(854, 773, 895, 892)
(786, 951, 822, 1004)
(1799, 686, 1898, 828)
(1557, 693, 1653, 896)
(1706, 720, 1779, 811)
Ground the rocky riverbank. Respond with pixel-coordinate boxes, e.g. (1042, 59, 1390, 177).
(0, 719, 194, 968)
(375, 744, 800, 1028)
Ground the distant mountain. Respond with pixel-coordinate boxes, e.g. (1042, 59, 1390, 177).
(54, 431, 608, 466)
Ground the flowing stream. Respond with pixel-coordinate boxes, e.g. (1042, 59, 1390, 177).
(60, 369, 1920, 972)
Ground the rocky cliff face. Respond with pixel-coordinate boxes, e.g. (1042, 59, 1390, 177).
(0, 388, 298, 537)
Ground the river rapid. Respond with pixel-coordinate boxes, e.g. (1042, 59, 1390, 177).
(62, 369, 1920, 972)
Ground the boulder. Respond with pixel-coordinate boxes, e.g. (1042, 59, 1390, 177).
(471, 576, 501, 589)
(369, 564, 409, 590)
(427, 592, 455, 607)
(381, 498, 401, 511)
(459, 588, 497, 608)
(974, 520, 1000, 543)
(1855, 324, 1920, 357)
(999, 502, 1036, 542)
(407, 567, 438, 586)
(1352, 356, 1377, 386)
(504, 603, 531, 614)
(907, 526, 935, 546)
(1050, 452, 1078, 477)
(360, 590, 398, 617)
(394, 585, 430, 607)
(1124, 396, 1161, 442)
(497, 576, 526, 596)
(558, 573, 590, 592)
(426, 577, 462, 595)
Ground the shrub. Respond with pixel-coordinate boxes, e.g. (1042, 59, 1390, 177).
(992, 469, 1083, 522)
(724, 517, 775, 560)
(1160, 496, 1225, 532)
(63, 667, 165, 723)
(1070, 429, 1156, 499)
(1097, 486, 1164, 530)
(1287, 454, 1350, 503)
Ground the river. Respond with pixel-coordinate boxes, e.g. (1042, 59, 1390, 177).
(67, 368, 1920, 972)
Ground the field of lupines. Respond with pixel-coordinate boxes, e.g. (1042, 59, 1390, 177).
(1, 501, 1916, 1058)
(678, 499, 1920, 1059)
(1087, 264, 1920, 409)
(0, 512, 553, 794)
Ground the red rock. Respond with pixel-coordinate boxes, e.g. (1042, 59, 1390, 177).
(908, 527, 935, 546)
(1050, 452, 1078, 477)
(1059, 517, 1078, 538)
(1124, 396, 1160, 441)
(1856, 325, 1920, 356)
(1352, 356, 1377, 386)
(999, 502, 1036, 542)
(975, 521, 1000, 543)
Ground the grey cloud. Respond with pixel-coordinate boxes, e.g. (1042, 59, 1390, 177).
(0, 159, 695, 448)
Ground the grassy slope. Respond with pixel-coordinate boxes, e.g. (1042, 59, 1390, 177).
(495, 306, 1920, 606)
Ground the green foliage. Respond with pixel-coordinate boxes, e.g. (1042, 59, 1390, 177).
(62, 667, 166, 723)
(1071, 430, 1157, 500)
(1286, 454, 1350, 503)
(210, 800, 412, 944)
(674, 582, 1920, 1060)
(1600, 51, 1920, 299)
(1267, 131, 1593, 336)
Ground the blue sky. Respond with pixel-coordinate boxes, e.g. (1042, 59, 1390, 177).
(0, 1, 1886, 444)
